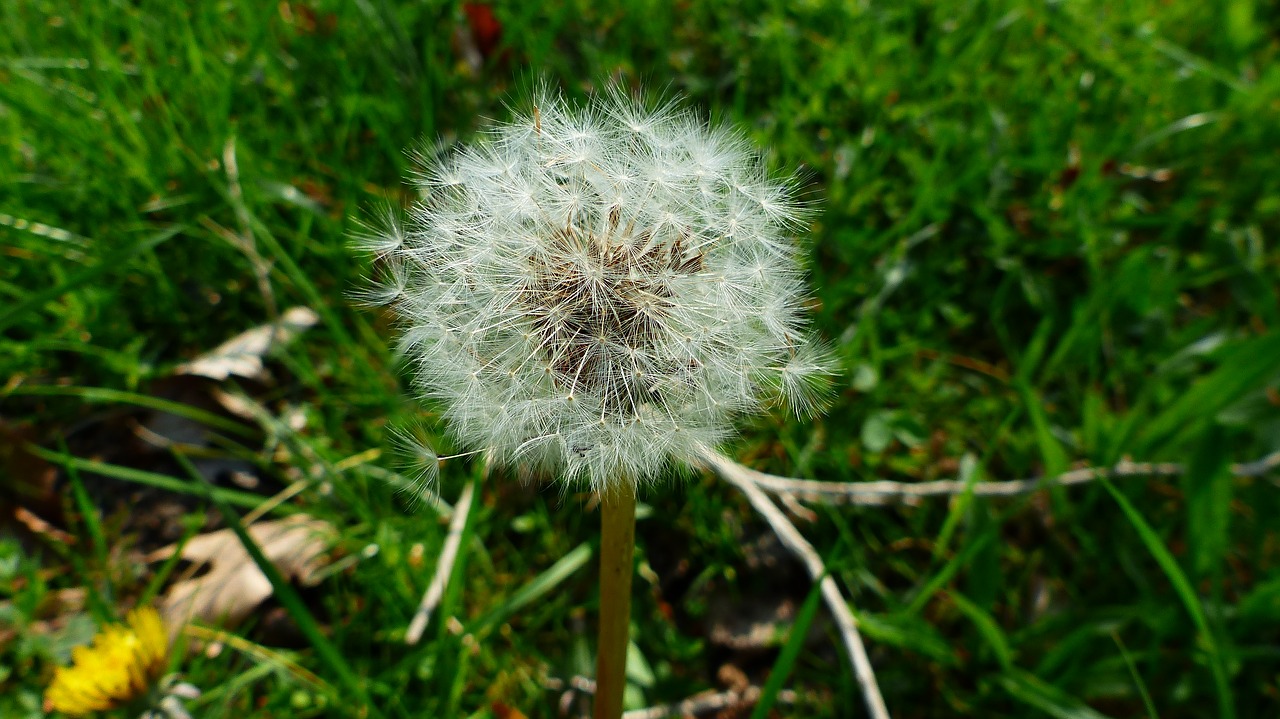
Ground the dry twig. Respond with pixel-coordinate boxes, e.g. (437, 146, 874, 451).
(702, 450, 891, 719)
(723, 450, 1280, 507)
(406, 479, 476, 644)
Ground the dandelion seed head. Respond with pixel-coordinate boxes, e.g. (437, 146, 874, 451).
(358, 84, 834, 492)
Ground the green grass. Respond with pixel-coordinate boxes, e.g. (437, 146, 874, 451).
(3, 1, 1280, 717)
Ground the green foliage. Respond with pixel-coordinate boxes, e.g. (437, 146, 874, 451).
(3, 0, 1279, 717)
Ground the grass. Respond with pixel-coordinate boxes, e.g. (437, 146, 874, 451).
(2, 0, 1280, 717)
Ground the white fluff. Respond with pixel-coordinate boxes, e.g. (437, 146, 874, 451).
(359, 84, 833, 492)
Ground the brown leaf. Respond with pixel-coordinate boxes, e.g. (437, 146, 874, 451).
(149, 514, 334, 633)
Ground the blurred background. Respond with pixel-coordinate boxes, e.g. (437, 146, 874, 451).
(3, 1, 1280, 717)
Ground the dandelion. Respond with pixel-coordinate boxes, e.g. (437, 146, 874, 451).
(44, 608, 168, 715)
(357, 82, 832, 718)
(358, 84, 831, 492)
(44, 607, 199, 719)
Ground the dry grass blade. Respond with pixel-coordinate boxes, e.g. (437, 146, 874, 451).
(701, 450, 891, 719)
(405, 479, 476, 644)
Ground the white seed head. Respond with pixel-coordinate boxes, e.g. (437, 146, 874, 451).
(359, 84, 834, 492)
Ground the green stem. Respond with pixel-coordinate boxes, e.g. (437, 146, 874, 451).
(594, 483, 636, 719)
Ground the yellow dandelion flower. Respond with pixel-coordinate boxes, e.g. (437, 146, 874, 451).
(45, 607, 170, 717)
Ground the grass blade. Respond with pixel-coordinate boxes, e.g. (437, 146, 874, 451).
(948, 591, 1012, 671)
(27, 445, 268, 509)
(469, 542, 593, 637)
(1184, 425, 1233, 580)
(0, 225, 182, 333)
(1099, 477, 1235, 719)
(1138, 330, 1280, 453)
(1111, 630, 1160, 719)
(998, 668, 1114, 719)
(750, 579, 824, 719)
(7, 385, 256, 439)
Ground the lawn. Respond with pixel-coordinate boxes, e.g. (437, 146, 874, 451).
(3, 1, 1280, 717)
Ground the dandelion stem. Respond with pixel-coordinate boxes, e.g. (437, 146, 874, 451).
(595, 482, 637, 719)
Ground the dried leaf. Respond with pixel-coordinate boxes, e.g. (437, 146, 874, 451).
(175, 306, 319, 381)
(149, 514, 334, 632)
